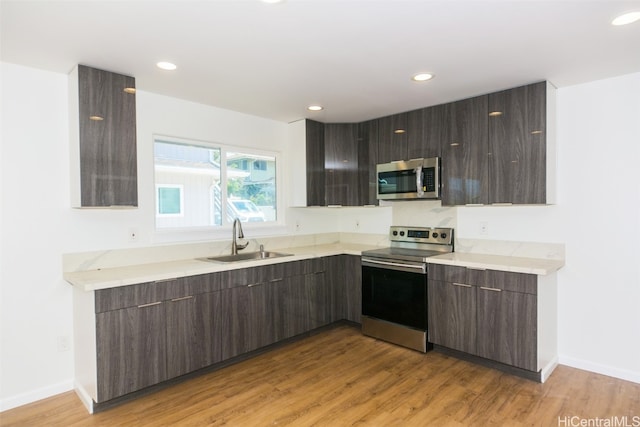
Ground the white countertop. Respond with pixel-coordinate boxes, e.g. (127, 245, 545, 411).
(64, 242, 564, 292)
(64, 243, 376, 292)
(426, 252, 564, 276)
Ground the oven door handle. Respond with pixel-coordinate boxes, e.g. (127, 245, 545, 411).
(362, 258, 426, 274)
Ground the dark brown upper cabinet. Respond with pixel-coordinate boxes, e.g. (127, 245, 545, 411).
(376, 113, 408, 163)
(440, 95, 490, 206)
(488, 81, 549, 204)
(324, 123, 359, 206)
(305, 120, 371, 206)
(69, 65, 138, 208)
(305, 119, 326, 206)
(357, 120, 379, 206)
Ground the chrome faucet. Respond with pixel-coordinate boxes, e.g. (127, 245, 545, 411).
(231, 218, 249, 255)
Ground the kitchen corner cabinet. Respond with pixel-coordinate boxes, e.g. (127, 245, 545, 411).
(357, 120, 379, 206)
(305, 119, 325, 206)
(440, 95, 490, 206)
(305, 120, 371, 206)
(428, 265, 551, 374)
(324, 123, 360, 206)
(74, 255, 365, 408)
(488, 81, 549, 204)
(69, 65, 138, 208)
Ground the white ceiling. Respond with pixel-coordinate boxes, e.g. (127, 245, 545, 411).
(2, 0, 639, 123)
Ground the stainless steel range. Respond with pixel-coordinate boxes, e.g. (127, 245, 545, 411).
(361, 226, 454, 352)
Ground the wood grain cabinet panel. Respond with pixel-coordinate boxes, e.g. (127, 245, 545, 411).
(488, 81, 547, 204)
(428, 264, 539, 372)
(165, 292, 221, 379)
(96, 303, 167, 402)
(324, 123, 359, 206)
(71, 65, 137, 207)
(377, 113, 408, 163)
(476, 287, 537, 371)
(305, 119, 326, 206)
(441, 95, 489, 206)
(357, 120, 378, 206)
(428, 280, 477, 354)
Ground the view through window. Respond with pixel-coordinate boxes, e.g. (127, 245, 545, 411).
(154, 138, 278, 229)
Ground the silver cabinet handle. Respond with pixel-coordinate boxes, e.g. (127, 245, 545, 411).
(137, 301, 162, 308)
(480, 286, 502, 292)
(452, 282, 472, 288)
(170, 295, 194, 302)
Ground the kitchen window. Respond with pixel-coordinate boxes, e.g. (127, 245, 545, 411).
(154, 137, 279, 230)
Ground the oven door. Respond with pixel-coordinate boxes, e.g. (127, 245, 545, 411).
(361, 258, 427, 330)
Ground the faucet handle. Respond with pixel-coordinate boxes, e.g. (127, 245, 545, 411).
(259, 244, 264, 253)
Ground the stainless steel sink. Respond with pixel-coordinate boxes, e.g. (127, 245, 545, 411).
(198, 251, 293, 263)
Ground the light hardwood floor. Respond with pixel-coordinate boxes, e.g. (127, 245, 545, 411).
(2, 325, 639, 426)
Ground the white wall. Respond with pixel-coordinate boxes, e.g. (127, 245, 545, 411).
(2, 62, 639, 411)
(0, 62, 290, 410)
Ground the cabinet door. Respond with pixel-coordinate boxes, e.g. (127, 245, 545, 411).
(488, 81, 546, 204)
(441, 95, 489, 205)
(476, 288, 537, 371)
(377, 113, 408, 163)
(95, 303, 167, 401)
(324, 123, 359, 206)
(220, 286, 252, 360)
(275, 275, 309, 340)
(306, 271, 330, 329)
(77, 65, 137, 207)
(407, 108, 440, 160)
(343, 255, 362, 323)
(305, 119, 326, 206)
(165, 292, 220, 379)
(415, 104, 446, 160)
(427, 280, 477, 354)
(357, 120, 378, 206)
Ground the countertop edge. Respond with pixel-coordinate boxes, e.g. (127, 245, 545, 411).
(65, 244, 564, 292)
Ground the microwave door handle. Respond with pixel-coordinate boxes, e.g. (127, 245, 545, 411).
(415, 166, 424, 197)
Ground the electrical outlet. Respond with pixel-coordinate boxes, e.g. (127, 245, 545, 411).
(479, 221, 489, 236)
(57, 336, 70, 352)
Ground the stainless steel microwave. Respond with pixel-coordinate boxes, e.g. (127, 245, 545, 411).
(376, 157, 441, 200)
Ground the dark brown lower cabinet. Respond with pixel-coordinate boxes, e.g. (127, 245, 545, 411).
(428, 264, 539, 372)
(92, 255, 363, 404)
(165, 292, 221, 379)
(427, 280, 477, 355)
(96, 303, 167, 402)
(476, 287, 537, 371)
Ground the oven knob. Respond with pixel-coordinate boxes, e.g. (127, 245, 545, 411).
(441, 233, 447, 239)
(392, 231, 398, 236)
(400, 231, 405, 236)
(432, 232, 439, 238)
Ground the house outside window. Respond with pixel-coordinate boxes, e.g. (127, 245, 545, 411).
(154, 137, 279, 230)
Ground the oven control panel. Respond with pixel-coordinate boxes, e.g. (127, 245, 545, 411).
(389, 226, 454, 245)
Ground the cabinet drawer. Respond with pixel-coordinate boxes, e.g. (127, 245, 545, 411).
(96, 281, 167, 313)
(477, 270, 537, 295)
(428, 264, 466, 282)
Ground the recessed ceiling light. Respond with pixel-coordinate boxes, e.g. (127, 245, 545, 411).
(307, 105, 323, 111)
(412, 73, 434, 82)
(156, 61, 177, 71)
(612, 11, 640, 26)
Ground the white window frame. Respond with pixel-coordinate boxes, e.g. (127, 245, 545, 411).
(153, 135, 285, 243)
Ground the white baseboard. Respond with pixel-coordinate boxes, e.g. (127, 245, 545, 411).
(0, 380, 74, 412)
(559, 355, 640, 384)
